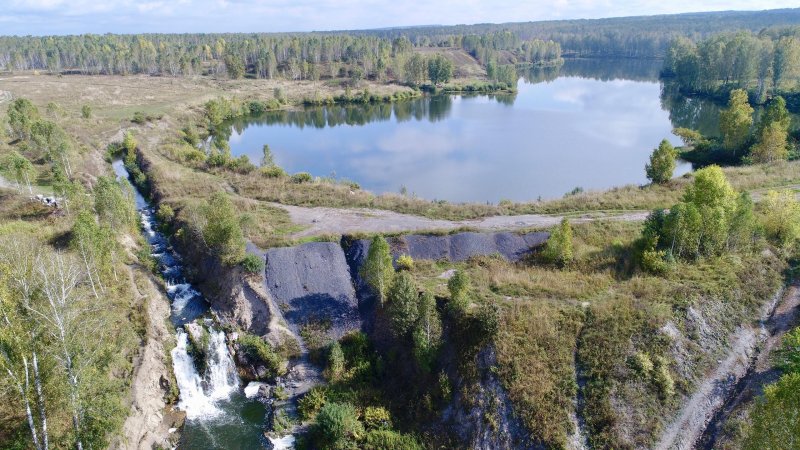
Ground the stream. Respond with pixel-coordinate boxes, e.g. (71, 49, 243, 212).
(112, 160, 290, 450)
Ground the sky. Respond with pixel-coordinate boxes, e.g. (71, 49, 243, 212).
(1, 0, 799, 36)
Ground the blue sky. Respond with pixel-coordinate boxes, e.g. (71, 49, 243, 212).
(2, 0, 799, 36)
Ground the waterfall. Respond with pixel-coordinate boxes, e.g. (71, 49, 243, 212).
(171, 328, 240, 420)
(205, 328, 240, 400)
(171, 330, 222, 420)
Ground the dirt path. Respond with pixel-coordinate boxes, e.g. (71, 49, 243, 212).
(274, 203, 650, 237)
(698, 284, 800, 449)
(654, 286, 796, 450)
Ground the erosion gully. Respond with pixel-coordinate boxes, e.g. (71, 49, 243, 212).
(113, 160, 291, 450)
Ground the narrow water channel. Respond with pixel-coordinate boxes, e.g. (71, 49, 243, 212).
(112, 160, 285, 449)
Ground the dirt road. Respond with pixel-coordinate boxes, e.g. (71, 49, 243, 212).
(274, 203, 651, 237)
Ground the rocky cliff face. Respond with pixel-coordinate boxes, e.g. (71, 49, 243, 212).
(442, 346, 546, 450)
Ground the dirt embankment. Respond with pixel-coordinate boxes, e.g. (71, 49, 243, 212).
(654, 284, 799, 450)
(698, 284, 800, 449)
(114, 268, 182, 450)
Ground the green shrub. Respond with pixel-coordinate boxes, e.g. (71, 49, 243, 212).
(542, 218, 573, 267)
(207, 152, 229, 168)
(325, 341, 345, 381)
(261, 165, 286, 178)
(653, 356, 675, 400)
(362, 406, 392, 431)
(240, 253, 265, 274)
(629, 352, 654, 379)
(362, 430, 422, 450)
(775, 327, 800, 374)
(447, 270, 470, 312)
(81, 104, 92, 119)
(156, 203, 175, 225)
(291, 172, 313, 183)
(132, 111, 147, 124)
(396, 254, 414, 271)
(313, 402, 364, 450)
(298, 387, 327, 421)
(237, 332, 285, 379)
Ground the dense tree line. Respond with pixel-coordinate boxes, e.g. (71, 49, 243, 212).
(6, 8, 797, 81)
(663, 27, 800, 101)
(0, 31, 555, 83)
(350, 8, 800, 58)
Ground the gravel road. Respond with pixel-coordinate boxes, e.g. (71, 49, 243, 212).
(274, 203, 650, 238)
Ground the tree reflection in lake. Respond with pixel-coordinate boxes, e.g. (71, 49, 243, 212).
(223, 58, 795, 203)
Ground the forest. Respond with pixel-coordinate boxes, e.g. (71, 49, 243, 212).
(663, 27, 800, 103)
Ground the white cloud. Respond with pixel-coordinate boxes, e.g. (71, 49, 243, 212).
(2, 0, 800, 34)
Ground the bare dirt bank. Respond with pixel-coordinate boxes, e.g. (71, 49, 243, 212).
(113, 268, 182, 450)
(655, 284, 800, 450)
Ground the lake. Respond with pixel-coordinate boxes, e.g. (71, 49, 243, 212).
(224, 59, 730, 203)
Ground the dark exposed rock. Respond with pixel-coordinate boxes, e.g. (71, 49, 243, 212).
(264, 242, 360, 339)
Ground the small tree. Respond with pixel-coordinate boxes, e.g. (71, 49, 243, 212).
(202, 192, 246, 264)
(412, 291, 442, 372)
(386, 272, 419, 337)
(360, 235, 394, 304)
(81, 105, 92, 119)
(750, 121, 789, 163)
(324, 341, 345, 381)
(719, 89, 754, 155)
(427, 54, 453, 86)
(645, 139, 677, 184)
(760, 190, 800, 249)
(542, 218, 573, 267)
(261, 144, 275, 167)
(447, 270, 470, 312)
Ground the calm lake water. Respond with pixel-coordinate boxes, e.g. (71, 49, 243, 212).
(225, 59, 731, 203)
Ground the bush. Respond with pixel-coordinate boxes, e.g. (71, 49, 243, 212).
(362, 406, 392, 431)
(156, 203, 175, 225)
(653, 356, 675, 400)
(542, 218, 573, 267)
(298, 387, 327, 421)
(775, 327, 800, 374)
(396, 254, 414, 271)
(325, 341, 345, 381)
(132, 111, 147, 124)
(645, 139, 677, 184)
(313, 402, 364, 450)
(81, 104, 92, 119)
(629, 352, 654, 379)
(240, 253, 265, 274)
(447, 270, 470, 312)
(261, 165, 286, 178)
(291, 172, 313, 183)
(237, 332, 284, 379)
(362, 430, 422, 450)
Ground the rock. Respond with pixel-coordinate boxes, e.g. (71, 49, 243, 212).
(438, 269, 457, 279)
(264, 242, 360, 339)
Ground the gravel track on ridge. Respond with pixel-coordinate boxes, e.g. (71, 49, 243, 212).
(274, 203, 650, 237)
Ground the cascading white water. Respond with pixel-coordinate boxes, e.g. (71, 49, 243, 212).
(171, 330, 222, 420)
(205, 328, 240, 400)
(269, 435, 296, 450)
(170, 327, 240, 420)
